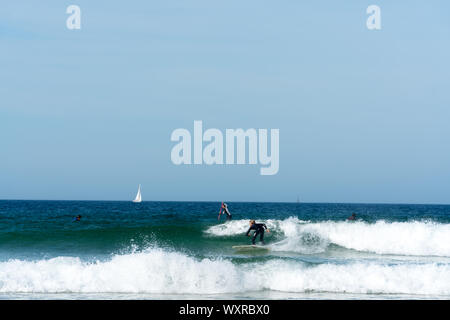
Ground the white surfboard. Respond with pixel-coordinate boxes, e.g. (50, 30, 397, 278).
(232, 245, 270, 252)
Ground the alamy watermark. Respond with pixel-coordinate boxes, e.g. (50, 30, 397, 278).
(170, 121, 279, 176)
(64, 3, 381, 177)
(66, 5, 81, 30)
(367, 5, 381, 30)
(65, 5, 381, 31)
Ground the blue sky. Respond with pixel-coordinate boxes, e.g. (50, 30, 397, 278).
(1, 1, 450, 203)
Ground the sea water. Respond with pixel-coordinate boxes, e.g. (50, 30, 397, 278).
(0, 200, 449, 300)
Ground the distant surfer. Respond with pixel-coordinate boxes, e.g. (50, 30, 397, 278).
(246, 220, 269, 245)
(347, 213, 356, 221)
(73, 215, 82, 222)
(218, 202, 232, 220)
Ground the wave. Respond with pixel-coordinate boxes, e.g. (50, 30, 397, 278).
(205, 218, 450, 257)
(0, 247, 450, 295)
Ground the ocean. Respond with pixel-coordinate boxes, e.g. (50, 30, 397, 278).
(0, 200, 449, 300)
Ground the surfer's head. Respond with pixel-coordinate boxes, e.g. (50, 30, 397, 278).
(249, 220, 255, 225)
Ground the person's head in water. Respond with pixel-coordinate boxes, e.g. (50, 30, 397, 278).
(75, 215, 82, 221)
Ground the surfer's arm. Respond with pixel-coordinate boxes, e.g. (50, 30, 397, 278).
(245, 226, 252, 236)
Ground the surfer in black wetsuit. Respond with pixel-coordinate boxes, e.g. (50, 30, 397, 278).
(218, 202, 232, 220)
(246, 220, 270, 245)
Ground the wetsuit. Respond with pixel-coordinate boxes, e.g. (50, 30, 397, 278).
(246, 223, 267, 245)
(222, 204, 232, 220)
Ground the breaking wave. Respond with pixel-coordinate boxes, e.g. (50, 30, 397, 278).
(206, 218, 450, 256)
(0, 247, 450, 295)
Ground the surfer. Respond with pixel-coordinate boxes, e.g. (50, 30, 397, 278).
(73, 215, 82, 222)
(246, 220, 269, 245)
(218, 202, 232, 220)
(347, 213, 356, 221)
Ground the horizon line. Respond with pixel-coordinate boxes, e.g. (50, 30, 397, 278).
(0, 199, 449, 206)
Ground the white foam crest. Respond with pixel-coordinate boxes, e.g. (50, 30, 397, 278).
(205, 217, 307, 237)
(309, 220, 450, 257)
(208, 218, 450, 257)
(1, 249, 450, 295)
(267, 217, 329, 254)
(254, 260, 450, 295)
(0, 248, 244, 294)
(205, 220, 250, 236)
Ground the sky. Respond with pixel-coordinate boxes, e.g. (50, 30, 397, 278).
(1, 1, 450, 203)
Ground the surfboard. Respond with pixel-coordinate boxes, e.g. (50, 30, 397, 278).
(232, 245, 270, 252)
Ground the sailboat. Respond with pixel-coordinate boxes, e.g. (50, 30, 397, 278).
(132, 184, 142, 203)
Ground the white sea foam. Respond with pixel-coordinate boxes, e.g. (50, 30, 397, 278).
(0, 249, 240, 294)
(204, 217, 308, 237)
(0, 248, 450, 295)
(206, 218, 450, 257)
(302, 220, 450, 257)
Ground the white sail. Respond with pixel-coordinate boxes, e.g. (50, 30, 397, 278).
(133, 184, 142, 203)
